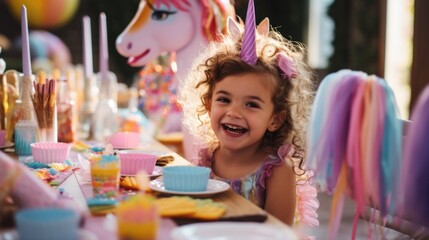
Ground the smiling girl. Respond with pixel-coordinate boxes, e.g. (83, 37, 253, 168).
(179, 0, 318, 226)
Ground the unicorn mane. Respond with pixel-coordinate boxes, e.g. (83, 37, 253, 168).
(148, 0, 235, 41)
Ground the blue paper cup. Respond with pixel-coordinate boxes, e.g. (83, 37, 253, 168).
(163, 166, 211, 192)
(15, 208, 79, 240)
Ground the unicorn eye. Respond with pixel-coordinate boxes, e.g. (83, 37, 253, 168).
(151, 10, 177, 21)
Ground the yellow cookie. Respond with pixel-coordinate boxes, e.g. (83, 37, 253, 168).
(120, 176, 139, 190)
(189, 199, 226, 220)
(155, 196, 196, 217)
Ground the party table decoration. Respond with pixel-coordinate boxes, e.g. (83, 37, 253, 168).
(116, 193, 159, 240)
(4, 70, 20, 142)
(154, 196, 226, 220)
(0, 152, 84, 215)
(120, 176, 139, 191)
(89, 152, 120, 199)
(106, 131, 139, 149)
(15, 208, 79, 240)
(0, 47, 5, 74)
(0, 65, 8, 130)
(118, 152, 157, 176)
(14, 5, 38, 156)
(56, 77, 76, 143)
(79, 16, 98, 138)
(24, 158, 75, 187)
(31, 78, 57, 142)
(30, 142, 71, 163)
(115, 0, 236, 160)
(306, 70, 403, 239)
(90, 12, 119, 142)
(162, 166, 211, 192)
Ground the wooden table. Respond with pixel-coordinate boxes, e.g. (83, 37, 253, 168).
(63, 139, 293, 239)
(0, 139, 294, 239)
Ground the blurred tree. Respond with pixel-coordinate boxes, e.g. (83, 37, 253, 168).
(80, 0, 141, 85)
(235, 0, 309, 43)
(328, 0, 385, 76)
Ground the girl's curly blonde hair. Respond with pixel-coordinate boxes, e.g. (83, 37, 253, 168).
(178, 21, 316, 172)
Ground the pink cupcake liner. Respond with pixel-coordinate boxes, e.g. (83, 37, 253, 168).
(119, 153, 157, 175)
(106, 132, 140, 149)
(31, 142, 71, 164)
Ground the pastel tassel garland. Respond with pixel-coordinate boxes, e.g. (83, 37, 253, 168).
(306, 70, 403, 239)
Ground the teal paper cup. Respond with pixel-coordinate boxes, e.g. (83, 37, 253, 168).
(15, 208, 79, 240)
(163, 166, 211, 192)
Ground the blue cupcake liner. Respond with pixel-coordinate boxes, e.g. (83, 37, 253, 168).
(163, 166, 211, 192)
(15, 208, 79, 240)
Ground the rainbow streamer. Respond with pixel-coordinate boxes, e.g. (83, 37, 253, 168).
(306, 70, 403, 239)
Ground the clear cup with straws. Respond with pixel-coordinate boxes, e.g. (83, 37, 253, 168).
(32, 78, 57, 142)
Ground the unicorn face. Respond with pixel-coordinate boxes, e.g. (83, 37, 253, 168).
(116, 0, 198, 67)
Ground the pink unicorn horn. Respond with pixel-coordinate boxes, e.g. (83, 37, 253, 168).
(240, 0, 257, 65)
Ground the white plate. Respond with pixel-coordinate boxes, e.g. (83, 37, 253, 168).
(121, 166, 163, 178)
(117, 149, 172, 156)
(0, 229, 98, 240)
(171, 222, 298, 240)
(113, 144, 149, 150)
(149, 179, 230, 197)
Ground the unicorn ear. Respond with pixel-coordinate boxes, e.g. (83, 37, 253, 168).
(257, 18, 270, 36)
(227, 17, 241, 41)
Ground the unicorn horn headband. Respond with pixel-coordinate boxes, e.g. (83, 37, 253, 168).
(240, 0, 297, 78)
(240, 0, 257, 65)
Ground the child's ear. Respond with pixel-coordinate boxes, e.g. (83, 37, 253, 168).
(268, 111, 286, 132)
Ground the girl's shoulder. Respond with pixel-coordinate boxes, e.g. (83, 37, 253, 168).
(264, 143, 294, 167)
(259, 143, 294, 183)
(197, 143, 293, 167)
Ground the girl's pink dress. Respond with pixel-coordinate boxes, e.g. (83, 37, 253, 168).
(197, 144, 319, 227)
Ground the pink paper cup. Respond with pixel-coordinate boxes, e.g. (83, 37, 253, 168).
(118, 153, 157, 176)
(106, 132, 140, 149)
(31, 142, 71, 164)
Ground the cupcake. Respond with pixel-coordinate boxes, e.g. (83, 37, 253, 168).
(116, 193, 159, 240)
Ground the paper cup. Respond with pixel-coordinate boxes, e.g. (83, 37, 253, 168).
(163, 166, 211, 192)
(106, 131, 140, 149)
(31, 142, 71, 163)
(15, 208, 79, 240)
(119, 153, 157, 176)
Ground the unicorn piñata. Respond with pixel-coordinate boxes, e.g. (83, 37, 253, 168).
(115, 0, 235, 160)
